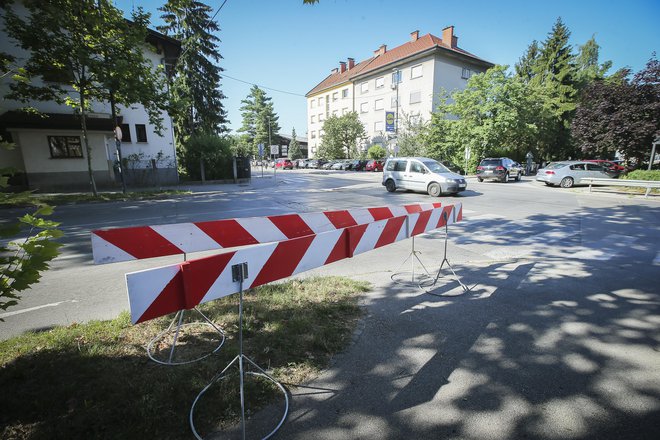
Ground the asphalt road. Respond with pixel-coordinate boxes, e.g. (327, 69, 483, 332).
(1, 169, 659, 439)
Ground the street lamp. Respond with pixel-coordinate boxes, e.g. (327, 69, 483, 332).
(391, 68, 400, 157)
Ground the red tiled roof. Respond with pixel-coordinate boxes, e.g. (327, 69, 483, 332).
(306, 33, 493, 97)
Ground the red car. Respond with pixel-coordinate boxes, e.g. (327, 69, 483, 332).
(274, 158, 293, 170)
(583, 159, 625, 175)
(365, 160, 384, 172)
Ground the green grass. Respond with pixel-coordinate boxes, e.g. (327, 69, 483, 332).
(0, 190, 191, 207)
(0, 276, 369, 439)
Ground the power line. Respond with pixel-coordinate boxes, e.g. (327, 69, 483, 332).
(222, 73, 306, 97)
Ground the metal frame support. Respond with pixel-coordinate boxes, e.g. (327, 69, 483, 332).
(419, 212, 470, 294)
(190, 262, 289, 440)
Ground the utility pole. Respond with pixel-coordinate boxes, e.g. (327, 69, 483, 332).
(391, 68, 400, 157)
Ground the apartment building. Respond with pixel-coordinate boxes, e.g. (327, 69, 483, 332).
(306, 26, 494, 157)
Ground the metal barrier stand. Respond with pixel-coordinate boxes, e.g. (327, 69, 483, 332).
(190, 262, 289, 440)
(390, 215, 432, 285)
(147, 252, 226, 366)
(419, 212, 470, 294)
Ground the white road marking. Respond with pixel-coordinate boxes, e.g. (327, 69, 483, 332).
(0, 299, 79, 319)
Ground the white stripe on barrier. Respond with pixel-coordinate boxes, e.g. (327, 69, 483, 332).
(236, 217, 289, 244)
(151, 223, 218, 254)
(126, 264, 181, 322)
(92, 234, 135, 265)
(293, 229, 344, 275)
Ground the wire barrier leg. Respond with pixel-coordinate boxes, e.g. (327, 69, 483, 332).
(419, 218, 470, 294)
(390, 228, 432, 286)
(190, 263, 289, 440)
(146, 307, 226, 366)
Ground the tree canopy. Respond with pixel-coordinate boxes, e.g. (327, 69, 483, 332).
(317, 112, 366, 159)
(572, 56, 660, 164)
(238, 85, 280, 155)
(288, 128, 303, 160)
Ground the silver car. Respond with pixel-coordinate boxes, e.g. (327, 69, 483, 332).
(536, 161, 613, 188)
(382, 157, 467, 196)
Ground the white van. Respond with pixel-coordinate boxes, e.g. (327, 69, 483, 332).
(382, 157, 467, 196)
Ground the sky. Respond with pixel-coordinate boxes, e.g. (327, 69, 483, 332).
(114, 0, 660, 139)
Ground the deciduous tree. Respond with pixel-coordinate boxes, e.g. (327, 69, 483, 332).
(317, 112, 366, 159)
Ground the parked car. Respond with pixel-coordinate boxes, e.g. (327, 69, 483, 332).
(476, 157, 523, 182)
(274, 158, 293, 169)
(536, 161, 613, 188)
(347, 159, 368, 171)
(583, 159, 625, 177)
(382, 157, 467, 196)
(321, 160, 335, 170)
(439, 160, 463, 175)
(331, 160, 348, 170)
(365, 160, 384, 172)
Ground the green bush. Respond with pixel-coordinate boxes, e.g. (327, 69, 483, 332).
(180, 133, 233, 181)
(624, 170, 660, 181)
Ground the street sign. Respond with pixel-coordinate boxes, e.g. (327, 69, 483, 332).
(258, 143, 264, 157)
(464, 146, 471, 161)
(114, 126, 122, 142)
(385, 111, 395, 132)
(270, 145, 278, 155)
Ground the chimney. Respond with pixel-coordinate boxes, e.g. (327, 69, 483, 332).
(442, 26, 457, 48)
(373, 44, 387, 57)
(331, 67, 338, 74)
(410, 30, 419, 42)
(348, 57, 355, 70)
(340, 61, 347, 73)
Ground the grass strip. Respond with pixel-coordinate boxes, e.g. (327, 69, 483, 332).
(0, 276, 369, 439)
(1, 190, 191, 207)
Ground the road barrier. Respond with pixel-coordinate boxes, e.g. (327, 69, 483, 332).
(125, 203, 461, 324)
(92, 202, 442, 264)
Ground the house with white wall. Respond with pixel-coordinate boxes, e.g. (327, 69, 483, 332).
(0, 5, 180, 191)
(306, 26, 494, 158)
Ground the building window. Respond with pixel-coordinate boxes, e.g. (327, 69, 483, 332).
(374, 121, 384, 132)
(342, 88, 349, 98)
(311, 131, 316, 139)
(342, 107, 348, 115)
(391, 97, 398, 108)
(311, 115, 316, 123)
(135, 124, 148, 142)
(318, 97, 323, 105)
(360, 102, 369, 113)
(392, 70, 403, 84)
(409, 91, 421, 104)
(375, 77, 384, 88)
(332, 92, 338, 101)
(319, 113, 324, 122)
(374, 98, 384, 110)
(48, 136, 83, 158)
(360, 82, 369, 94)
(462, 67, 472, 79)
(411, 64, 423, 79)
(120, 123, 131, 143)
(311, 100, 315, 108)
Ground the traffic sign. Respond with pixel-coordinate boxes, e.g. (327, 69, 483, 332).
(258, 143, 264, 157)
(385, 112, 395, 132)
(270, 145, 278, 155)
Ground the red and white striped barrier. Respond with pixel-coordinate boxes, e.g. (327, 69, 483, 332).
(92, 202, 442, 264)
(126, 203, 462, 324)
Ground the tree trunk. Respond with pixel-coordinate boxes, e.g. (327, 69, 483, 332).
(80, 90, 98, 196)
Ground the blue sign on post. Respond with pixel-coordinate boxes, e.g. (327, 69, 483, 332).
(385, 111, 395, 132)
(258, 143, 264, 157)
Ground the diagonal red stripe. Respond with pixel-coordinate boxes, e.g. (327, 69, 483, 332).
(368, 207, 393, 221)
(347, 224, 369, 257)
(269, 214, 314, 239)
(404, 204, 423, 213)
(136, 270, 186, 324)
(431, 202, 442, 209)
(411, 210, 432, 236)
(456, 205, 462, 222)
(181, 251, 236, 308)
(251, 235, 315, 288)
(437, 206, 454, 228)
(94, 227, 182, 260)
(324, 211, 358, 229)
(195, 219, 259, 248)
(375, 216, 406, 249)
(325, 229, 350, 264)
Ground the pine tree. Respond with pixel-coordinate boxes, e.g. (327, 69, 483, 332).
(238, 86, 280, 153)
(288, 128, 303, 159)
(515, 40, 540, 81)
(574, 36, 612, 90)
(158, 0, 228, 144)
